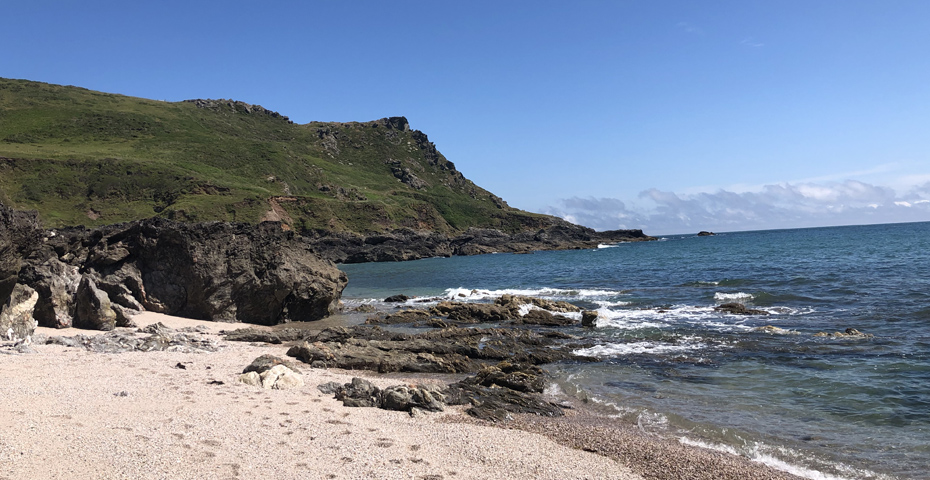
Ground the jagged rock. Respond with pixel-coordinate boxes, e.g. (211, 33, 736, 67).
(581, 310, 598, 327)
(23, 218, 347, 326)
(384, 294, 410, 303)
(285, 325, 581, 374)
(335, 378, 382, 407)
(518, 309, 575, 326)
(472, 362, 546, 393)
(431, 301, 514, 323)
(73, 277, 117, 331)
(714, 303, 769, 315)
(19, 258, 81, 328)
(242, 354, 303, 374)
(697, 231, 716, 236)
(286, 339, 474, 373)
(0, 284, 39, 341)
(496, 294, 581, 314)
(0, 202, 41, 307)
(445, 362, 564, 422)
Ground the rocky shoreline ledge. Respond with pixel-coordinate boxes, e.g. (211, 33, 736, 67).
(2, 200, 649, 340)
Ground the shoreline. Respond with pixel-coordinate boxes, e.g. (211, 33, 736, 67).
(3, 314, 801, 480)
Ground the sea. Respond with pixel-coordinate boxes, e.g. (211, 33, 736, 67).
(337, 221, 930, 480)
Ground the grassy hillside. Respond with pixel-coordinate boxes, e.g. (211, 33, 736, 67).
(0, 78, 562, 233)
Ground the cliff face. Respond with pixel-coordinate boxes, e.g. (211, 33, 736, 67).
(2, 205, 347, 332)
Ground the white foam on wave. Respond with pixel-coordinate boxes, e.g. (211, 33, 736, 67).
(714, 292, 754, 302)
(442, 287, 627, 301)
(678, 437, 874, 480)
(597, 243, 620, 249)
(574, 341, 707, 357)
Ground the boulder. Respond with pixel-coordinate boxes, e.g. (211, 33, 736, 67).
(581, 310, 598, 327)
(73, 277, 117, 331)
(260, 364, 304, 390)
(0, 284, 39, 342)
(242, 354, 303, 374)
(384, 294, 410, 303)
(335, 378, 382, 407)
(381, 385, 445, 413)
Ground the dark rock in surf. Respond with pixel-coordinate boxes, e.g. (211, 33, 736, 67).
(714, 303, 768, 315)
(581, 310, 598, 327)
(697, 231, 716, 236)
(384, 294, 410, 303)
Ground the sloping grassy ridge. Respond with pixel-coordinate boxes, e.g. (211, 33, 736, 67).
(0, 78, 563, 233)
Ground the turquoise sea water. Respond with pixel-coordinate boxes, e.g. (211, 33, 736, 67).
(339, 222, 930, 480)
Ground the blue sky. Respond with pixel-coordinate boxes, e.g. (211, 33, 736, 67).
(4, 1, 930, 234)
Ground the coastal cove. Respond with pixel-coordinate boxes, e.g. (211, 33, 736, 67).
(339, 221, 930, 480)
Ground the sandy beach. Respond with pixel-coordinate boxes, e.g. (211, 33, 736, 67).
(0, 313, 800, 480)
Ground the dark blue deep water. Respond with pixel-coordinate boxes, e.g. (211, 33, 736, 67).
(339, 222, 930, 479)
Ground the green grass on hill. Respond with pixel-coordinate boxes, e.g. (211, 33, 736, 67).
(0, 78, 562, 233)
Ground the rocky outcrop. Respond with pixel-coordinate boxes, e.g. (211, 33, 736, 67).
(282, 325, 582, 373)
(321, 361, 565, 421)
(0, 202, 41, 307)
(697, 231, 716, 236)
(42, 323, 221, 353)
(20, 218, 347, 329)
(304, 225, 654, 264)
(0, 284, 39, 342)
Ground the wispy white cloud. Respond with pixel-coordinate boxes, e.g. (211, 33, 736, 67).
(677, 22, 704, 36)
(740, 37, 764, 47)
(545, 179, 930, 234)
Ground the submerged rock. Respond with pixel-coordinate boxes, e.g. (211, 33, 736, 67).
(814, 328, 874, 339)
(752, 325, 798, 335)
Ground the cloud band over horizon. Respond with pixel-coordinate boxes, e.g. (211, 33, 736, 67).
(545, 179, 930, 235)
